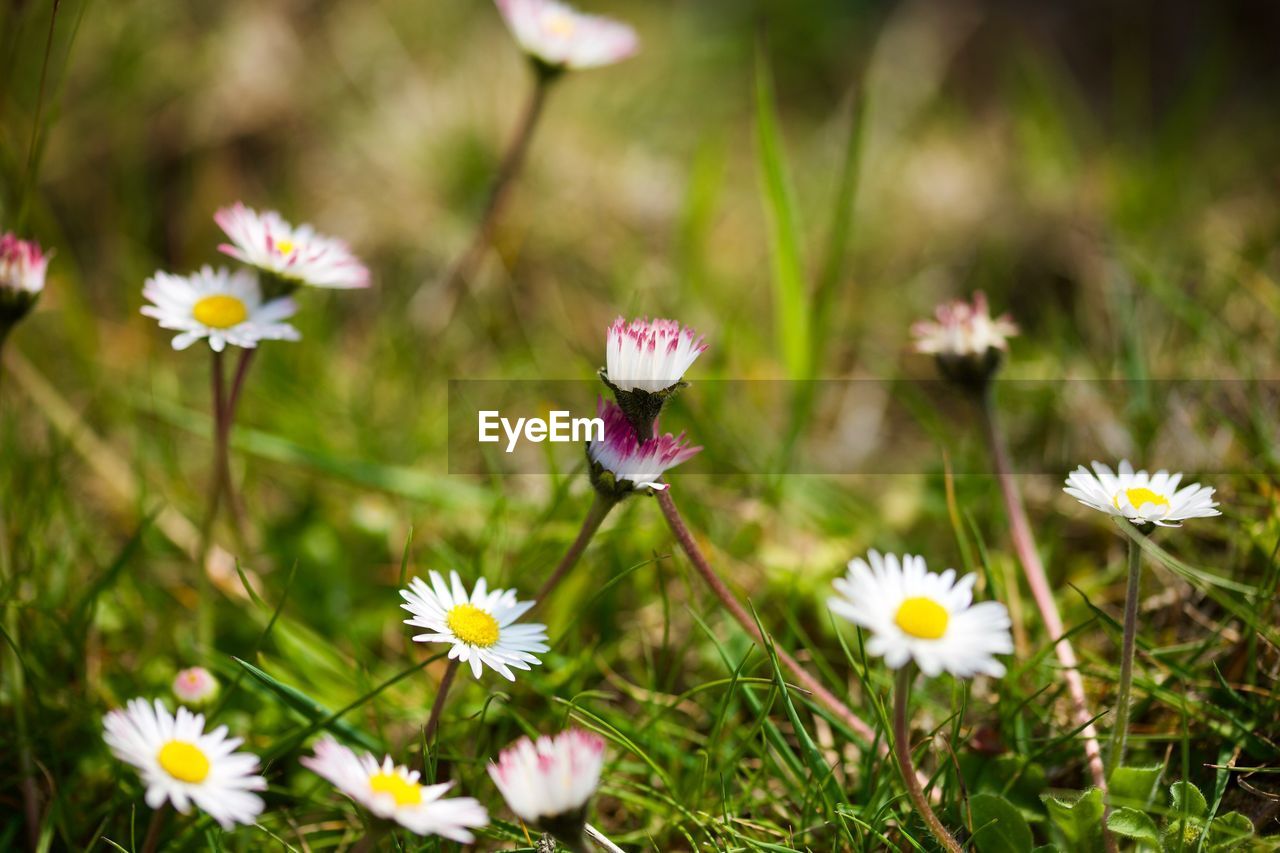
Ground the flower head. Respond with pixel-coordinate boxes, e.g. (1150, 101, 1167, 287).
(911, 292, 1017, 387)
(0, 233, 49, 296)
(828, 551, 1012, 678)
(400, 571, 549, 681)
(142, 266, 300, 352)
(488, 728, 605, 836)
(215, 202, 370, 291)
(496, 0, 638, 71)
(102, 698, 266, 830)
(587, 398, 700, 495)
(173, 667, 219, 707)
(1064, 460, 1220, 527)
(302, 736, 488, 841)
(604, 317, 707, 394)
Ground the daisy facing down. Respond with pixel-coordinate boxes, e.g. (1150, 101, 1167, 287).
(102, 698, 265, 831)
(141, 266, 299, 352)
(496, 0, 638, 72)
(215, 202, 370, 292)
(489, 728, 608, 852)
(302, 736, 488, 842)
(1064, 459, 1220, 527)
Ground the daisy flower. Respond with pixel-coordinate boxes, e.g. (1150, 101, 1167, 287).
(911, 291, 1018, 357)
(495, 0, 638, 71)
(141, 266, 300, 352)
(0, 233, 49, 297)
(302, 736, 488, 842)
(102, 698, 266, 830)
(215, 202, 370, 291)
(603, 317, 707, 394)
(400, 570, 549, 681)
(173, 667, 219, 707)
(587, 398, 700, 494)
(1064, 460, 1220, 527)
(828, 550, 1013, 678)
(488, 729, 605, 836)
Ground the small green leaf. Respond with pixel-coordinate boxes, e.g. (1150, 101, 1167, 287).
(1043, 788, 1105, 851)
(1107, 807, 1160, 844)
(1169, 780, 1208, 820)
(1109, 764, 1163, 809)
(1208, 811, 1254, 850)
(970, 793, 1033, 853)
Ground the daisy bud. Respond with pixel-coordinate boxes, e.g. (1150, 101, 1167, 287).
(172, 666, 220, 707)
(0, 232, 50, 341)
(488, 728, 606, 847)
(600, 316, 707, 439)
(910, 291, 1018, 389)
(495, 0, 638, 76)
(586, 398, 700, 497)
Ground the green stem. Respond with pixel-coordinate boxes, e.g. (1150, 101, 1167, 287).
(422, 657, 459, 747)
(1109, 532, 1143, 772)
(534, 491, 616, 606)
(196, 349, 227, 652)
(218, 348, 257, 546)
(140, 804, 168, 853)
(893, 668, 963, 853)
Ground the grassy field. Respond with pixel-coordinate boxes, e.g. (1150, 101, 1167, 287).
(2, 0, 1279, 850)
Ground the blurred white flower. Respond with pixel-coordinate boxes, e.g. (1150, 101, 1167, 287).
(587, 398, 700, 493)
(604, 316, 707, 394)
(102, 698, 265, 830)
(0, 233, 50, 296)
(172, 667, 219, 706)
(828, 550, 1012, 678)
(488, 728, 605, 830)
(142, 266, 300, 352)
(215, 202, 370, 290)
(302, 736, 488, 841)
(911, 291, 1018, 358)
(1064, 460, 1220, 527)
(495, 0, 638, 71)
(400, 571, 549, 681)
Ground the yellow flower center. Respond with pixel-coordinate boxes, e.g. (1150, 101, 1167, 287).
(275, 239, 295, 255)
(894, 597, 949, 640)
(192, 295, 248, 329)
(545, 11, 576, 36)
(446, 603, 500, 647)
(368, 771, 422, 807)
(1113, 487, 1169, 511)
(157, 740, 210, 783)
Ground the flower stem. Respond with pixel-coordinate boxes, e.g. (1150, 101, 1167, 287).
(217, 348, 258, 545)
(534, 491, 616, 606)
(655, 490, 876, 743)
(979, 389, 1108, 791)
(140, 804, 168, 853)
(422, 658, 460, 746)
(892, 668, 963, 853)
(196, 349, 228, 651)
(1109, 533, 1142, 772)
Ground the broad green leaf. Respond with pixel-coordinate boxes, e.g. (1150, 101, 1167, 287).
(1043, 788, 1105, 851)
(1208, 811, 1254, 850)
(1106, 807, 1160, 845)
(970, 793, 1033, 853)
(1169, 780, 1208, 820)
(1109, 764, 1163, 809)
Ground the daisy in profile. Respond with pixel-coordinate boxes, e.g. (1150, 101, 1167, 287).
(141, 266, 300, 352)
(601, 317, 707, 437)
(495, 0, 638, 72)
(102, 698, 265, 830)
(0, 232, 50, 342)
(489, 729, 606, 848)
(587, 399, 701, 495)
(302, 736, 488, 842)
(911, 291, 1018, 388)
(1064, 460, 1220, 527)
(173, 667, 219, 707)
(215, 202, 370, 292)
(400, 570, 549, 681)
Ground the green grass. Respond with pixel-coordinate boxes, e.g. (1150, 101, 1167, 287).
(2, 0, 1280, 850)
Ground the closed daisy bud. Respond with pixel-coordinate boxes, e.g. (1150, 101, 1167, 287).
(601, 317, 707, 438)
(911, 291, 1018, 388)
(215, 202, 370, 296)
(0, 233, 50, 340)
(587, 398, 700, 497)
(495, 0, 638, 74)
(302, 736, 488, 842)
(488, 728, 605, 846)
(172, 667, 220, 707)
(1064, 460, 1220, 527)
(102, 698, 266, 830)
(142, 266, 300, 352)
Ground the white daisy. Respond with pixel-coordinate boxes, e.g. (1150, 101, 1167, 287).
(102, 698, 266, 830)
(604, 317, 707, 394)
(301, 736, 488, 842)
(172, 667, 219, 707)
(495, 0, 638, 71)
(828, 551, 1013, 678)
(488, 728, 605, 829)
(400, 571, 549, 681)
(1064, 460, 1220, 527)
(587, 398, 700, 494)
(141, 265, 300, 352)
(911, 291, 1018, 357)
(215, 202, 370, 290)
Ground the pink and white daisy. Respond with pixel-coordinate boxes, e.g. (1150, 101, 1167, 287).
(215, 202, 370, 290)
(141, 266, 300, 352)
(488, 728, 605, 830)
(911, 291, 1018, 358)
(0, 233, 50, 297)
(302, 736, 488, 841)
(587, 399, 700, 493)
(495, 0, 639, 71)
(604, 316, 707, 394)
(173, 667, 220, 706)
